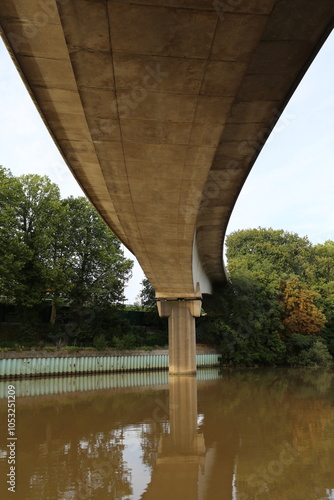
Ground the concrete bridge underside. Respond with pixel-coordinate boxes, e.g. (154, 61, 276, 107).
(1, 0, 333, 373)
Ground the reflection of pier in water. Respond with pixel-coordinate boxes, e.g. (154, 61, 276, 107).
(141, 376, 234, 500)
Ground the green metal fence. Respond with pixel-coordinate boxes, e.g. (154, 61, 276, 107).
(0, 353, 221, 378)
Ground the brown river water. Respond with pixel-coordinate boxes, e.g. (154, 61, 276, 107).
(0, 368, 334, 499)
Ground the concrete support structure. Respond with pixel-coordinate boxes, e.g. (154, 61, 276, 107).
(158, 300, 201, 375)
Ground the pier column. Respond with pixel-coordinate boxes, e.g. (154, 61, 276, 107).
(157, 300, 201, 375)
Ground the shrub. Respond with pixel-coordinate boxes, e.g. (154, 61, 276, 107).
(93, 333, 108, 350)
(286, 334, 333, 367)
(301, 340, 333, 367)
(113, 333, 138, 350)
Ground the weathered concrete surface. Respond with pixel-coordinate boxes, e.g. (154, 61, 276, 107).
(0, 1, 333, 300)
(158, 299, 202, 374)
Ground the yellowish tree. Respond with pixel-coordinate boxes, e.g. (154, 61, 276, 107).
(281, 276, 326, 337)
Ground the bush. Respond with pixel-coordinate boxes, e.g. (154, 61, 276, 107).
(286, 334, 333, 367)
(328, 339, 334, 357)
(301, 340, 333, 367)
(113, 333, 138, 350)
(93, 333, 108, 350)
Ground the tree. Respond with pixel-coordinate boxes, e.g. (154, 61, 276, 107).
(43, 199, 75, 324)
(0, 167, 30, 299)
(0, 171, 133, 337)
(139, 278, 156, 310)
(0, 172, 61, 309)
(61, 197, 133, 310)
(226, 227, 313, 279)
(313, 240, 334, 282)
(311, 241, 334, 355)
(281, 276, 326, 338)
(206, 228, 333, 365)
(314, 281, 334, 355)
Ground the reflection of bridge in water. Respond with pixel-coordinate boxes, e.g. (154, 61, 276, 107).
(142, 376, 208, 500)
(0, 1, 333, 373)
(1, 370, 334, 498)
(141, 375, 236, 500)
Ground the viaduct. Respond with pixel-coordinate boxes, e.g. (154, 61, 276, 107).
(1, 0, 333, 373)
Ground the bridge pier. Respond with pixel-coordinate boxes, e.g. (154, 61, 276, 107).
(157, 299, 201, 375)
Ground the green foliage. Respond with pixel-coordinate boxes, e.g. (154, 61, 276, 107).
(307, 341, 333, 367)
(205, 228, 334, 367)
(139, 278, 156, 310)
(285, 334, 333, 367)
(113, 332, 140, 350)
(313, 281, 334, 355)
(58, 197, 133, 310)
(93, 333, 109, 350)
(0, 170, 61, 307)
(226, 227, 313, 279)
(0, 171, 133, 317)
(0, 168, 134, 344)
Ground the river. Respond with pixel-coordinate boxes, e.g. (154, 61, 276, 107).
(0, 368, 334, 499)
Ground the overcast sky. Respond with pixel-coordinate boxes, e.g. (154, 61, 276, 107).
(0, 31, 333, 303)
